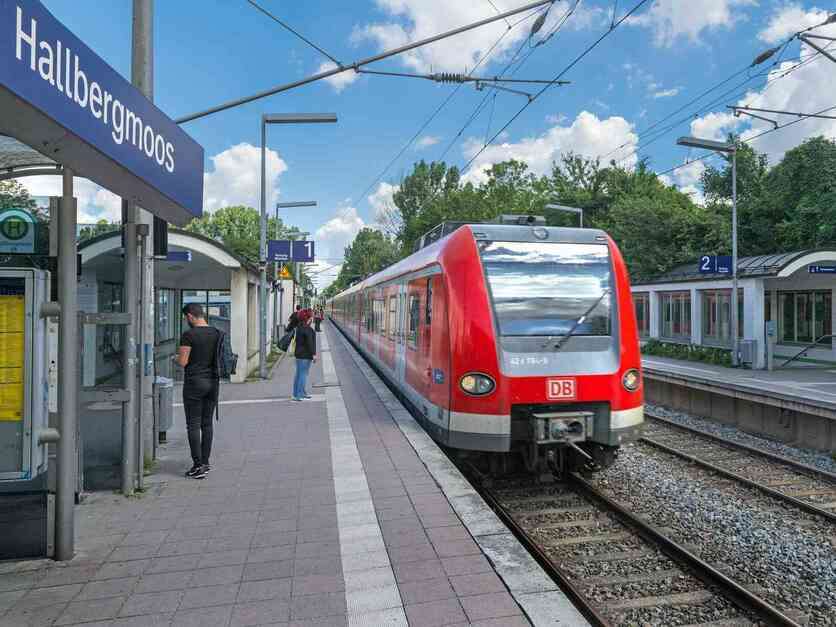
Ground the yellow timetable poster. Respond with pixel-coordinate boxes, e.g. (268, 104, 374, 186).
(0, 294, 24, 422)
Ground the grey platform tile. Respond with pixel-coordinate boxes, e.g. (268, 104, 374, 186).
(35, 565, 98, 587)
(53, 596, 126, 625)
(292, 574, 345, 596)
(339, 537, 386, 556)
(92, 560, 152, 581)
(180, 583, 240, 609)
(391, 559, 446, 585)
(107, 613, 175, 627)
(398, 577, 456, 606)
(471, 617, 532, 627)
(346, 607, 407, 627)
(343, 567, 396, 593)
(292, 557, 343, 578)
(460, 591, 522, 622)
(295, 541, 341, 560)
(290, 591, 346, 620)
(0, 602, 68, 627)
(403, 598, 467, 627)
(198, 549, 250, 569)
(119, 590, 182, 616)
(517, 591, 590, 627)
(156, 540, 210, 557)
(292, 617, 348, 627)
(248, 546, 296, 566)
(425, 526, 471, 544)
(475, 534, 558, 595)
(440, 555, 493, 578)
(146, 554, 202, 574)
(345, 584, 402, 615)
(13, 584, 81, 612)
(171, 604, 234, 627)
(450, 572, 508, 598)
(134, 570, 194, 594)
(449, 493, 507, 537)
(430, 538, 482, 559)
(76, 577, 138, 600)
(237, 578, 293, 603)
(340, 551, 392, 573)
(191, 564, 245, 588)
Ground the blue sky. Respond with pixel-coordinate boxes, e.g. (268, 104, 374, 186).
(26, 1, 836, 287)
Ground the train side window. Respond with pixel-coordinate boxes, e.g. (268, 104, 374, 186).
(426, 278, 432, 325)
(407, 295, 420, 348)
(388, 296, 397, 339)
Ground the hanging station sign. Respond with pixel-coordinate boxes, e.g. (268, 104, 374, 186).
(0, 0, 204, 224)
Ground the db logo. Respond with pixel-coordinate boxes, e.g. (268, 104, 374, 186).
(547, 378, 576, 400)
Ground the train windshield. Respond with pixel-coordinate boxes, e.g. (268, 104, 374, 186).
(480, 241, 612, 337)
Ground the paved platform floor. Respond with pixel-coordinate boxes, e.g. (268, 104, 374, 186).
(643, 355, 836, 408)
(0, 324, 586, 627)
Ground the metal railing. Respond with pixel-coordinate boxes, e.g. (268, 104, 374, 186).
(777, 334, 835, 368)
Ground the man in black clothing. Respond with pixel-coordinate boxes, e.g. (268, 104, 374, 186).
(176, 303, 220, 479)
(286, 304, 302, 332)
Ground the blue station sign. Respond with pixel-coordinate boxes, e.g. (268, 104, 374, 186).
(699, 255, 733, 275)
(0, 0, 204, 224)
(809, 265, 836, 274)
(267, 240, 315, 263)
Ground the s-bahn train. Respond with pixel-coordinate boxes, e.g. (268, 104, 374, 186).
(327, 215, 643, 475)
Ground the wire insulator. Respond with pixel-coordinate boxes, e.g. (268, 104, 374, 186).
(432, 72, 467, 83)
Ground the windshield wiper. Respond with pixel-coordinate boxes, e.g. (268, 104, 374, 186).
(552, 288, 611, 352)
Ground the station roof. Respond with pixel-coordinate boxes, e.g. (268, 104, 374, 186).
(635, 250, 830, 285)
(0, 134, 59, 174)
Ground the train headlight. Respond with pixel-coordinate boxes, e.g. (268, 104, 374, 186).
(622, 369, 641, 392)
(460, 373, 495, 396)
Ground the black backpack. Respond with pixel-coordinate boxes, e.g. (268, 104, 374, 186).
(215, 329, 238, 380)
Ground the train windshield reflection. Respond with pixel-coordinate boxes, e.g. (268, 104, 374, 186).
(480, 241, 612, 337)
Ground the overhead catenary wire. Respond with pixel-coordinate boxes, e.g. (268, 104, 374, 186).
(485, 0, 513, 28)
(246, 0, 341, 65)
(355, 3, 549, 202)
(461, 0, 652, 173)
(656, 102, 836, 179)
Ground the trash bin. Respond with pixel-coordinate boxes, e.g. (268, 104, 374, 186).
(154, 376, 174, 442)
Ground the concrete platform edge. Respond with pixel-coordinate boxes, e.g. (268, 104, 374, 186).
(330, 327, 591, 627)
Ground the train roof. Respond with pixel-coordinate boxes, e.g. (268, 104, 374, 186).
(331, 223, 610, 300)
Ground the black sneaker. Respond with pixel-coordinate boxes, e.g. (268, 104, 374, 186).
(185, 464, 202, 478)
(192, 465, 209, 480)
(202, 464, 212, 473)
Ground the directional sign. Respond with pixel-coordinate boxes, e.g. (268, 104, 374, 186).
(292, 240, 315, 263)
(809, 265, 836, 274)
(165, 250, 191, 263)
(267, 240, 291, 261)
(699, 255, 733, 274)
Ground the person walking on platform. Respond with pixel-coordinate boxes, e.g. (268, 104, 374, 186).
(314, 306, 323, 332)
(176, 303, 220, 479)
(292, 309, 317, 401)
(286, 304, 302, 333)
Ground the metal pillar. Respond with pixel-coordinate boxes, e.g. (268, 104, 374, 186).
(259, 120, 268, 379)
(132, 0, 155, 475)
(55, 168, 78, 561)
(272, 207, 279, 341)
(731, 151, 739, 367)
(122, 200, 138, 495)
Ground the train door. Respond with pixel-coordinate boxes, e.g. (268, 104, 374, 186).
(394, 282, 407, 384)
(405, 278, 430, 404)
(427, 274, 451, 433)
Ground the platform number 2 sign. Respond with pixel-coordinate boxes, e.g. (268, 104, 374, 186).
(547, 378, 576, 401)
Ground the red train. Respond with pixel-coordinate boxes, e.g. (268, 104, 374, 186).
(327, 216, 643, 475)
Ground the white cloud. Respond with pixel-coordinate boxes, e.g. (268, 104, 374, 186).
(758, 4, 829, 43)
(652, 87, 680, 98)
(415, 135, 441, 149)
(629, 0, 757, 47)
(314, 205, 365, 267)
(353, 0, 595, 74)
(689, 17, 836, 163)
(662, 159, 707, 204)
(462, 111, 639, 184)
(368, 182, 398, 221)
(689, 111, 742, 141)
(203, 143, 287, 212)
(317, 61, 360, 92)
(20, 176, 121, 224)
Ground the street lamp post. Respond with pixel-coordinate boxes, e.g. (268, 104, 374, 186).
(545, 203, 583, 227)
(273, 203, 315, 341)
(260, 113, 336, 379)
(677, 136, 739, 366)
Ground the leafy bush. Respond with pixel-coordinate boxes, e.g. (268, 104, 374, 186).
(641, 339, 732, 367)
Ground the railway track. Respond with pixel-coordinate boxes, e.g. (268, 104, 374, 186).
(642, 412, 836, 523)
(482, 476, 798, 627)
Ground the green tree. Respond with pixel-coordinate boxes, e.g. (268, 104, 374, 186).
(185, 205, 300, 262)
(79, 219, 119, 242)
(0, 180, 37, 212)
(325, 228, 399, 296)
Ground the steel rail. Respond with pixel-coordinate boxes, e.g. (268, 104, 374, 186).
(640, 436, 836, 524)
(646, 412, 836, 484)
(480, 486, 613, 627)
(569, 472, 802, 627)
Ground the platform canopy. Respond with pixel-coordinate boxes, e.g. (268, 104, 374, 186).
(0, 0, 204, 225)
